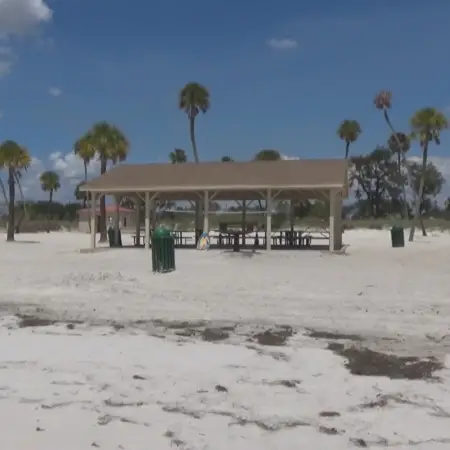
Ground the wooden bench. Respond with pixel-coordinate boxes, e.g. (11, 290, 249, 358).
(132, 234, 146, 246)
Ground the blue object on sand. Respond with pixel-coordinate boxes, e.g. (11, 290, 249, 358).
(197, 232, 210, 250)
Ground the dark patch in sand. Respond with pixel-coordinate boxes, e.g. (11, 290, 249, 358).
(18, 316, 55, 328)
(319, 426, 341, 435)
(163, 430, 186, 447)
(17, 314, 84, 329)
(202, 328, 230, 342)
(245, 345, 290, 361)
(307, 329, 363, 341)
(271, 380, 300, 388)
(97, 414, 150, 427)
(350, 438, 368, 447)
(175, 328, 197, 337)
(328, 343, 443, 380)
(104, 399, 145, 407)
(215, 384, 228, 392)
(132, 374, 146, 380)
(232, 417, 309, 431)
(152, 319, 207, 329)
(161, 405, 309, 431)
(319, 411, 341, 417)
(254, 327, 295, 346)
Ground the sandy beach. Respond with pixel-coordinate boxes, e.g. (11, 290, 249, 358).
(1, 229, 450, 449)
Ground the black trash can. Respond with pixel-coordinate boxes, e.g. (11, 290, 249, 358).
(107, 226, 122, 247)
(233, 232, 240, 252)
(152, 227, 176, 273)
(390, 225, 405, 248)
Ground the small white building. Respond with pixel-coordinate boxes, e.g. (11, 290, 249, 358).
(77, 206, 137, 233)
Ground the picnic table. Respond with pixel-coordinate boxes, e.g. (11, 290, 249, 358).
(132, 234, 148, 246)
(172, 231, 194, 247)
(132, 230, 194, 247)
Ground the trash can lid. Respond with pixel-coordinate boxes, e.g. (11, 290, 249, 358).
(152, 227, 172, 238)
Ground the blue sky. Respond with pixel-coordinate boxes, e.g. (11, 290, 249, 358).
(1, 0, 450, 200)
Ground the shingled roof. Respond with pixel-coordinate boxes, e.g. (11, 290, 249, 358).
(81, 159, 348, 199)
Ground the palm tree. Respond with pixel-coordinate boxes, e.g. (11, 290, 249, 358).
(0, 141, 31, 241)
(179, 82, 210, 235)
(408, 108, 448, 241)
(169, 148, 187, 164)
(74, 137, 95, 183)
(74, 137, 95, 232)
(337, 120, 361, 159)
(374, 90, 416, 225)
(179, 82, 210, 163)
(40, 170, 61, 230)
(75, 122, 129, 241)
(387, 132, 410, 219)
(221, 156, 234, 162)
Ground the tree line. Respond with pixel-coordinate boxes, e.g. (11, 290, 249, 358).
(338, 91, 449, 240)
(2, 85, 450, 241)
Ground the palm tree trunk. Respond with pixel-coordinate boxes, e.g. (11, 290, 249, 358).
(409, 144, 428, 241)
(13, 171, 28, 233)
(84, 161, 91, 233)
(7, 167, 15, 241)
(189, 116, 202, 237)
(383, 109, 412, 224)
(189, 117, 199, 164)
(99, 159, 107, 242)
(345, 141, 350, 159)
(47, 191, 53, 232)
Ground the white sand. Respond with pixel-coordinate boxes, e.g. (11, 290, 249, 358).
(1, 229, 450, 449)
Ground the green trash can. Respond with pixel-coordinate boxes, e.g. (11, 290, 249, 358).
(152, 227, 176, 273)
(107, 226, 122, 247)
(390, 225, 405, 248)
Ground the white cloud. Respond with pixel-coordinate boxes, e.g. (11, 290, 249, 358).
(0, 0, 52, 77)
(267, 38, 298, 50)
(49, 152, 100, 181)
(48, 87, 62, 97)
(408, 156, 450, 178)
(19, 152, 101, 201)
(0, 0, 52, 36)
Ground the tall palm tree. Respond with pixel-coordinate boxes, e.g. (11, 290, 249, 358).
(0, 141, 31, 241)
(337, 120, 361, 159)
(75, 122, 129, 241)
(74, 137, 95, 231)
(40, 170, 61, 230)
(179, 82, 210, 235)
(179, 82, 210, 163)
(74, 137, 95, 184)
(388, 132, 410, 219)
(374, 90, 416, 225)
(408, 108, 448, 241)
(169, 148, 188, 164)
